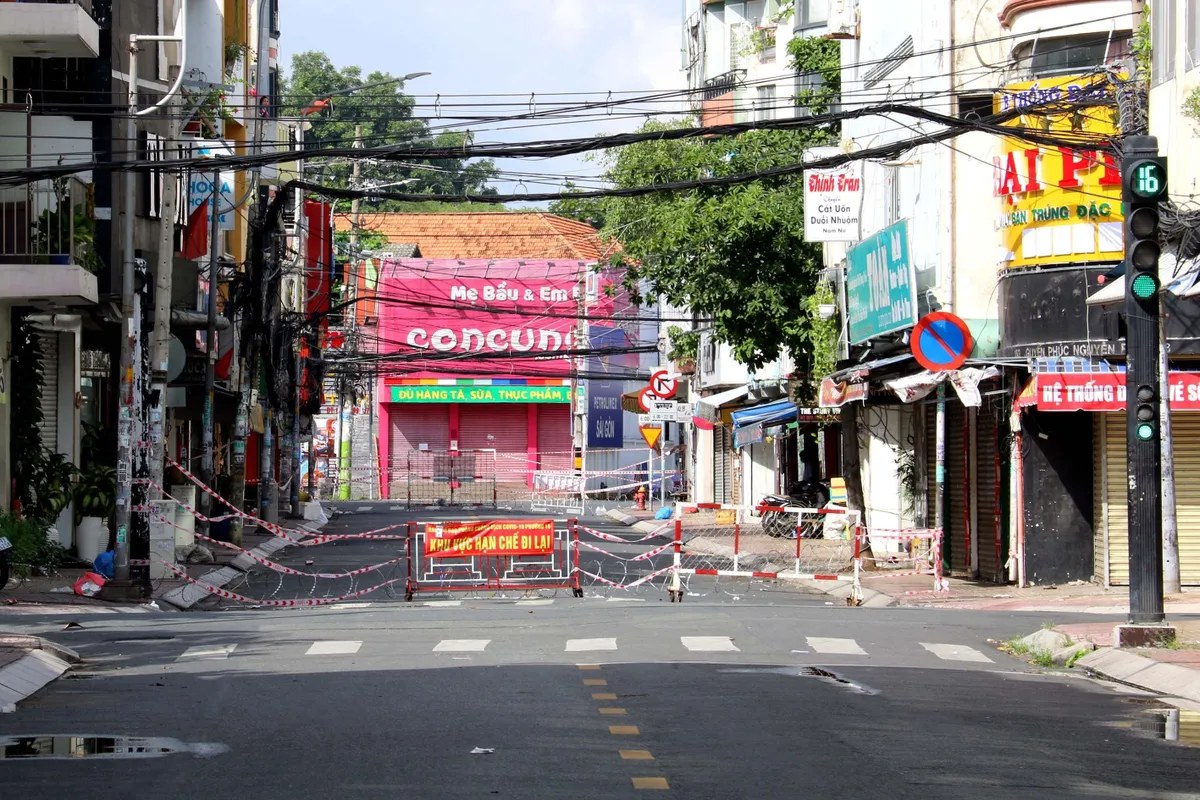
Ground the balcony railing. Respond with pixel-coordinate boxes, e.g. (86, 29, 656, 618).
(0, 177, 98, 270)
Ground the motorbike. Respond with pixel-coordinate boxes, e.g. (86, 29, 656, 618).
(0, 535, 11, 591)
(756, 481, 831, 539)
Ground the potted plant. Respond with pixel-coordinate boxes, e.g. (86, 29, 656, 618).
(666, 325, 700, 376)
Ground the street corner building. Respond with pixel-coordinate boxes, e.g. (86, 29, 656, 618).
(340, 212, 630, 506)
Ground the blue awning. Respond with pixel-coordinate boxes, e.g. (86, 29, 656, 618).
(731, 399, 797, 429)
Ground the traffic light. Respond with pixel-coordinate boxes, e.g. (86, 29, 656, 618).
(1120, 134, 1167, 625)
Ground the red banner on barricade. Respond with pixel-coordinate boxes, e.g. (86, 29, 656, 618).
(425, 519, 555, 558)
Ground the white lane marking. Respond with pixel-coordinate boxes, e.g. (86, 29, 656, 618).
(389, 505, 405, 511)
(424, 600, 462, 608)
(605, 597, 646, 603)
(333, 602, 374, 609)
(515, 599, 555, 606)
(680, 636, 740, 652)
(177, 644, 237, 661)
(920, 642, 994, 663)
(565, 638, 617, 652)
(306, 641, 363, 656)
(433, 639, 491, 653)
(807, 637, 867, 655)
(356, 506, 373, 512)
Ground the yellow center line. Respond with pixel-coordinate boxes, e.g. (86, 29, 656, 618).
(592, 692, 618, 700)
(620, 750, 654, 761)
(609, 725, 640, 735)
(583, 679, 607, 686)
(599, 707, 628, 715)
(577, 664, 602, 670)
(632, 777, 670, 790)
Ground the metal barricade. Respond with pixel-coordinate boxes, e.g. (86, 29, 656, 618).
(402, 449, 498, 508)
(672, 502, 860, 583)
(405, 518, 580, 599)
(859, 527, 945, 594)
(531, 471, 584, 515)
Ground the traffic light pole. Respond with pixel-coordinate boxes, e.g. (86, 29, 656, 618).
(1122, 135, 1168, 630)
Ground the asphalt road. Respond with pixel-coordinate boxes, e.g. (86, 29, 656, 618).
(1, 506, 1197, 798)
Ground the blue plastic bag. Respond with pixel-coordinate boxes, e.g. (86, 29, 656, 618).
(654, 506, 673, 520)
(93, 550, 115, 579)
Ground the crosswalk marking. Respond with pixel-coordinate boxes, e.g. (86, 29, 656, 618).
(566, 638, 617, 652)
(807, 637, 867, 655)
(515, 599, 554, 606)
(680, 636, 739, 652)
(305, 641, 363, 656)
(177, 644, 237, 661)
(333, 603, 373, 609)
(433, 639, 490, 653)
(920, 643, 993, 663)
(424, 600, 462, 608)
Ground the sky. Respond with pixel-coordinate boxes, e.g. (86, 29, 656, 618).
(280, 0, 687, 200)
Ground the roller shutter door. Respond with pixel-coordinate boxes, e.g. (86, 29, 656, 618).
(946, 403, 968, 573)
(37, 332, 59, 452)
(1094, 415, 1107, 585)
(1104, 412, 1200, 586)
(388, 404, 449, 470)
(925, 404, 938, 528)
(460, 405, 528, 484)
(714, 425, 732, 505)
(975, 405, 1002, 583)
(537, 405, 573, 471)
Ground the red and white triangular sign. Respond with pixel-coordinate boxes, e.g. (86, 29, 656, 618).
(640, 425, 662, 450)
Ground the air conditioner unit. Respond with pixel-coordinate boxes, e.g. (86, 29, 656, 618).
(827, 0, 859, 40)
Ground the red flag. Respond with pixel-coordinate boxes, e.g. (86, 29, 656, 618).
(303, 97, 331, 117)
(181, 199, 209, 260)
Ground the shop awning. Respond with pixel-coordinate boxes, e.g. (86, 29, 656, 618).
(731, 399, 797, 428)
(1023, 362, 1200, 411)
(696, 385, 750, 422)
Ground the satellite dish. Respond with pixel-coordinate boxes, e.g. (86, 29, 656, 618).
(167, 336, 186, 383)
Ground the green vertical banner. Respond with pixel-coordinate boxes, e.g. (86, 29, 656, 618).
(845, 219, 916, 345)
(338, 401, 351, 500)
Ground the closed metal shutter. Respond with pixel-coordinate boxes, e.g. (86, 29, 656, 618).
(976, 405, 1002, 582)
(389, 404, 449, 469)
(460, 405, 528, 484)
(537, 405, 573, 471)
(925, 403, 938, 528)
(714, 425, 732, 504)
(37, 331, 59, 452)
(946, 403, 968, 572)
(1094, 414, 1108, 585)
(1108, 412, 1200, 586)
(1104, 412, 1129, 585)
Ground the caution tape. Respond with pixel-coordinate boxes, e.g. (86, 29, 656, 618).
(161, 562, 405, 606)
(575, 523, 672, 544)
(296, 530, 409, 547)
(145, 475, 307, 542)
(574, 539, 674, 563)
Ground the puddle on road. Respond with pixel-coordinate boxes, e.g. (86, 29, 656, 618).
(718, 666, 879, 695)
(0, 736, 228, 760)
(1125, 709, 1200, 747)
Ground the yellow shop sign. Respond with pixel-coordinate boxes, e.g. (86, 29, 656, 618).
(993, 75, 1124, 269)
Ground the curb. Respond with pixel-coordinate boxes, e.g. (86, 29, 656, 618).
(1077, 647, 1200, 704)
(158, 506, 328, 610)
(602, 509, 897, 607)
(0, 635, 79, 712)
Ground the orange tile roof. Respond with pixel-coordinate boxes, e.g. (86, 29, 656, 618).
(334, 212, 611, 260)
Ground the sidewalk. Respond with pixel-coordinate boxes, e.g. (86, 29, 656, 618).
(0, 634, 81, 712)
(156, 504, 329, 610)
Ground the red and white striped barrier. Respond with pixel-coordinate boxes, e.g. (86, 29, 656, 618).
(575, 523, 672, 544)
(573, 563, 676, 591)
(574, 539, 673, 563)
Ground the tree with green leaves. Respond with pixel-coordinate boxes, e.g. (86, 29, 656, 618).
(587, 38, 841, 397)
(282, 51, 499, 209)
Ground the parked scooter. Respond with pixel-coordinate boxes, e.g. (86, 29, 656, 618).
(0, 534, 11, 591)
(757, 481, 831, 538)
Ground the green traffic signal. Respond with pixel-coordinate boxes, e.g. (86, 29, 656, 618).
(1136, 422, 1156, 441)
(1131, 272, 1158, 299)
(1133, 162, 1163, 198)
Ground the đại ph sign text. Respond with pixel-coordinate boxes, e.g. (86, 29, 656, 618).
(993, 75, 1124, 270)
(803, 159, 862, 242)
(845, 220, 916, 344)
(424, 519, 556, 558)
(378, 259, 586, 378)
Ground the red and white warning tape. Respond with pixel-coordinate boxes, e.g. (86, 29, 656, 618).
(574, 539, 673, 563)
(573, 563, 676, 590)
(161, 562, 404, 606)
(575, 524, 672, 544)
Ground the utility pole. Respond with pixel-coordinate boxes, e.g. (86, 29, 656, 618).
(1121, 135, 1168, 627)
(198, 169, 221, 536)
(338, 123, 363, 501)
(1160, 314, 1181, 595)
(149, 94, 181, 495)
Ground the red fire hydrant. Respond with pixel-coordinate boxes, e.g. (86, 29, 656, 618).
(634, 486, 647, 511)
